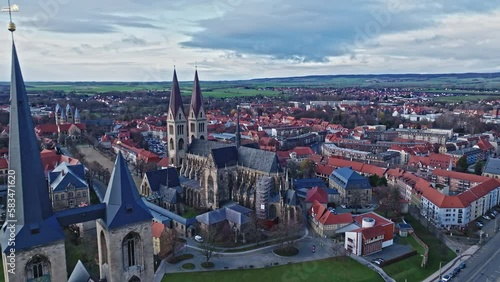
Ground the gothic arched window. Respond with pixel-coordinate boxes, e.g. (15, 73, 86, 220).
(122, 232, 142, 268)
(178, 138, 184, 150)
(26, 255, 50, 280)
(207, 175, 214, 204)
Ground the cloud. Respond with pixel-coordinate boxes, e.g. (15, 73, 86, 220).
(181, 0, 500, 62)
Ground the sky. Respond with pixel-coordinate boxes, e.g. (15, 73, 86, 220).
(0, 0, 500, 81)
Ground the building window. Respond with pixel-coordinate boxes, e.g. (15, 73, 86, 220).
(68, 192, 74, 199)
(76, 192, 81, 198)
(26, 255, 50, 280)
(123, 233, 141, 268)
(83, 192, 87, 197)
(55, 195, 59, 200)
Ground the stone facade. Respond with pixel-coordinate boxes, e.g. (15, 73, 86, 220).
(96, 220, 154, 282)
(2, 240, 67, 282)
(181, 154, 283, 209)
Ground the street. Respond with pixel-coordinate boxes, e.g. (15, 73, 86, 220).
(457, 226, 500, 282)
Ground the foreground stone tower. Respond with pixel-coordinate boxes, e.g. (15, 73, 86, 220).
(96, 152, 154, 282)
(0, 43, 67, 282)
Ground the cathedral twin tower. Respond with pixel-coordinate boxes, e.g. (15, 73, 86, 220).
(167, 69, 207, 167)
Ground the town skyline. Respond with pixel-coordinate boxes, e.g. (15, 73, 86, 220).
(0, 0, 499, 81)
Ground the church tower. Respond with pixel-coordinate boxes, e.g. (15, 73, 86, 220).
(188, 70, 207, 143)
(74, 107, 81, 123)
(96, 152, 154, 282)
(66, 104, 73, 123)
(0, 43, 67, 282)
(55, 103, 62, 124)
(167, 69, 187, 167)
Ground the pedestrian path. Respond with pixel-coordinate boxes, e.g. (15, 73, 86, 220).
(422, 245, 479, 282)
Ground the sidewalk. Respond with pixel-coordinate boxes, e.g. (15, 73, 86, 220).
(349, 255, 396, 282)
(422, 245, 479, 282)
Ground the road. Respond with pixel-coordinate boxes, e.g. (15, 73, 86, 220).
(455, 225, 500, 282)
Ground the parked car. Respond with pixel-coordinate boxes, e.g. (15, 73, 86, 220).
(459, 262, 466, 269)
(441, 274, 452, 282)
(475, 222, 483, 228)
(312, 245, 316, 253)
(372, 258, 384, 265)
(452, 267, 460, 276)
(194, 235, 204, 243)
(489, 213, 496, 219)
(482, 215, 491, 220)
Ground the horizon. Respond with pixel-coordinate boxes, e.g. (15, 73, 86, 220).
(0, 1, 499, 81)
(1, 71, 500, 84)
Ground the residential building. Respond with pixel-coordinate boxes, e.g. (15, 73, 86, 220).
(329, 167, 372, 205)
(48, 162, 89, 211)
(482, 157, 500, 179)
(308, 200, 353, 237)
(342, 212, 395, 256)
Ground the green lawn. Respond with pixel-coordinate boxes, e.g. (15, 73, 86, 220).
(182, 206, 200, 219)
(383, 216, 456, 282)
(162, 257, 384, 282)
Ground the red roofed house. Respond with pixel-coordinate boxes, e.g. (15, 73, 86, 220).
(420, 178, 500, 229)
(0, 158, 7, 181)
(151, 222, 166, 255)
(40, 149, 81, 176)
(308, 200, 353, 236)
(344, 212, 395, 256)
(305, 187, 328, 210)
(431, 169, 490, 193)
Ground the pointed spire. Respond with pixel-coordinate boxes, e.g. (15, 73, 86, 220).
(169, 69, 183, 118)
(103, 152, 152, 229)
(190, 70, 203, 117)
(55, 103, 61, 113)
(1, 43, 63, 252)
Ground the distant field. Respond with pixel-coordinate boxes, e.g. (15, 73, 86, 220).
(10, 72, 500, 96)
(434, 94, 500, 102)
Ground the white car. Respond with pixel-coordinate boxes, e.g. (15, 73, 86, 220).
(482, 215, 491, 220)
(194, 235, 204, 243)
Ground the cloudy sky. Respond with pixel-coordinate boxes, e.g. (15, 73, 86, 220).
(0, 0, 499, 81)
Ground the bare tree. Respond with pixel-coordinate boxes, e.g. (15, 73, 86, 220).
(199, 228, 218, 264)
(271, 216, 303, 251)
(160, 228, 178, 259)
(377, 186, 402, 217)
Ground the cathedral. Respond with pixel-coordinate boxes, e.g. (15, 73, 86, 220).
(165, 69, 285, 210)
(0, 29, 154, 281)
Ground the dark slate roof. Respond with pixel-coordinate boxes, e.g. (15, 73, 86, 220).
(169, 69, 183, 117)
(293, 178, 327, 190)
(143, 199, 196, 226)
(68, 260, 91, 282)
(55, 203, 106, 227)
(190, 70, 203, 117)
(1, 43, 64, 253)
(483, 157, 500, 175)
(211, 146, 238, 168)
(103, 152, 152, 229)
(225, 208, 249, 225)
(237, 146, 280, 173)
(74, 108, 80, 119)
(196, 204, 251, 226)
(226, 204, 252, 215)
(187, 139, 231, 157)
(188, 139, 280, 173)
(329, 167, 371, 190)
(50, 171, 88, 192)
(160, 186, 181, 204)
(145, 168, 180, 192)
(285, 189, 300, 206)
(196, 209, 227, 225)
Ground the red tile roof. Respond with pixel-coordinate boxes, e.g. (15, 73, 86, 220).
(305, 187, 328, 204)
(432, 169, 490, 183)
(0, 158, 7, 169)
(152, 222, 165, 238)
(319, 211, 353, 225)
(157, 158, 170, 167)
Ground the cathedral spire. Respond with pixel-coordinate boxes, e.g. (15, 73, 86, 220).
(190, 69, 203, 117)
(103, 152, 152, 229)
(169, 69, 183, 117)
(1, 43, 63, 252)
